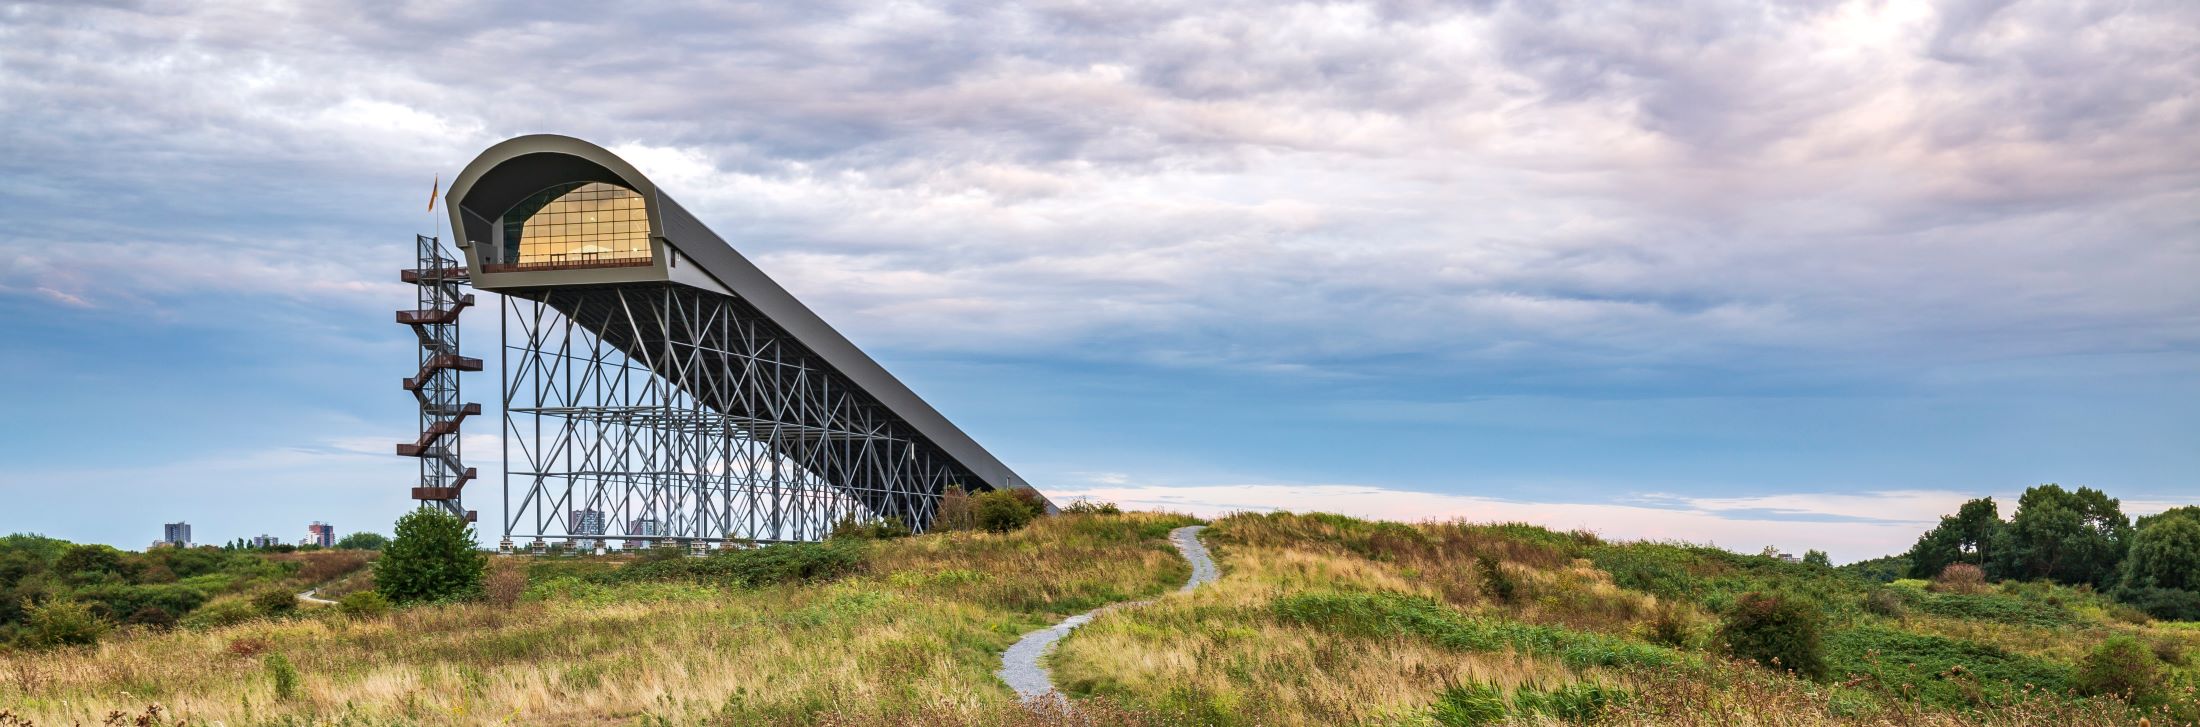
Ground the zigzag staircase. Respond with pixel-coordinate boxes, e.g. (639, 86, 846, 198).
(397, 235, 479, 522)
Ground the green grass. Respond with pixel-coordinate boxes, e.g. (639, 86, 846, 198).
(1272, 590, 1684, 670)
(1827, 626, 2076, 707)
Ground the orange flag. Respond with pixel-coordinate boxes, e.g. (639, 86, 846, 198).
(428, 174, 440, 212)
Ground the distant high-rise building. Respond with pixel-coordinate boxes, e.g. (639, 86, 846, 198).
(570, 509, 607, 536)
(247, 534, 282, 549)
(567, 509, 607, 550)
(623, 518, 662, 549)
(162, 522, 192, 548)
(306, 521, 335, 548)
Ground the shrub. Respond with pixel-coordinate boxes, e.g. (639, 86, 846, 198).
(1929, 563, 1988, 594)
(973, 490, 1041, 533)
(1718, 592, 1827, 679)
(602, 540, 862, 587)
(1431, 681, 1506, 726)
(338, 591, 391, 619)
(180, 597, 258, 629)
(264, 653, 300, 701)
(252, 588, 298, 617)
(226, 636, 271, 657)
(827, 515, 912, 541)
(1061, 498, 1123, 515)
(1646, 605, 1694, 649)
(334, 532, 388, 551)
(2115, 585, 2200, 621)
(124, 605, 177, 630)
(1476, 556, 1517, 604)
(22, 598, 108, 648)
(2152, 638, 2189, 667)
(934, 485, 976, 531)
(2074, 636, 2163, 703)
(293, 550, 372, 583)
(1862, 588, 1906, 618)
(375, 508, 487, 604)
(484, 559, 527, 608)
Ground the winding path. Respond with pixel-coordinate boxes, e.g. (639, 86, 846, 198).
(997, 525, 1219, 707)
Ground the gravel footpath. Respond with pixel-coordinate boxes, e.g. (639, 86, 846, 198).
(997, 525, 1218, 707)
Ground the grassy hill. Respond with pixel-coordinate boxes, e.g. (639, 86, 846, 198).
(1, 511, 2193, 726)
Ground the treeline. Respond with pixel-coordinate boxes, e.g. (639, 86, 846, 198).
(1892, 484, 2200, 620)
(214, 532, 388, 553)
(0, 534, 291, 646)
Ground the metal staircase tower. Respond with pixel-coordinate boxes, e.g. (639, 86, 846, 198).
(398, 233, 481, 521)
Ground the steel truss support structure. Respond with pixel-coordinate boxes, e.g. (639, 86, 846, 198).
(397, 234, 481, 521)
(500, 284, 976, 546)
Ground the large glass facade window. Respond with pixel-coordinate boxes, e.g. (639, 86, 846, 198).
(492, 182, 653, 271)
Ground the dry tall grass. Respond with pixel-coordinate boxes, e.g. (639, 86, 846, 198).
(0, 512, 1198, 726)
(1049, 512, 2195, 726)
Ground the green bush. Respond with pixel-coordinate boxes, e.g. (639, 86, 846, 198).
(973, 489, 1044, 532)
(374, 508, 488, 604)
(2114, 585, 2200, 621)
(1061, 498, 1123, 515)
(2074, 636, 2163, 703)
(601, 540, 862, 587)
(1718, 592, 1827, 679)
(124, 605, 177, 630)
(338, 591, 391, 619)
(1430, 681, 1506, 726)
(1862, 588, 1906, 618)
(334, 532, 389, 551)
(179, 596, 258, 629)
(21, 598, 107, 648)
(827, 515, 912, 541)
(264, 653, 300, 701)
(72, 583, 208, 624)
(252, 588, 298, 617)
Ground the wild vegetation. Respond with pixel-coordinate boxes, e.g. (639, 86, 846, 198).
(0, 508, 1199, 726)
(1051, 511, 2197, 725)
(0, 533, 372, 648)
(1889, 484, 2200, 621)
(1, 500, 2191, 725)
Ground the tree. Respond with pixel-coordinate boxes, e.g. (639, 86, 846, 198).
(1802, 550, 1830, 568)
(1905, 498, 2005, 579)
(1999, 484, 2129, 587)
(2121, 507, 2200, 592)
(335, 532, 389, 551)
(374, 508, 487, 604)
(1718, 592, 1828, 679)
(54, 544, 125, 584)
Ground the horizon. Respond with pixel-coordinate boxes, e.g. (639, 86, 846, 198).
(2, 1, 2196, 564)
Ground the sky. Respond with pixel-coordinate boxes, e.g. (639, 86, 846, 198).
(0, 0, 2195, 562)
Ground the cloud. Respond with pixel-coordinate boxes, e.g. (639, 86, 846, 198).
(0, 0, 2193, 551)
(0, 0, 2190, 387)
